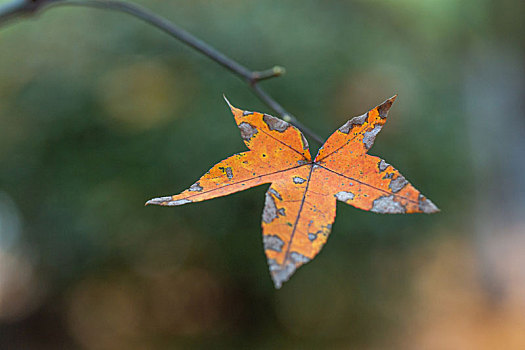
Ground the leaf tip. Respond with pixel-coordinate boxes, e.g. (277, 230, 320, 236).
(377, 95, 397, 118)
(419, 195, 440, 214)
(222, 94, 233, 108)
(223, 94, 244, 117)
(146, 196, 169, 206)
(268, 259, 297, 289)
(146, 196, 192, 207)
(272, 275, 284, 289)
(426, 204, 441, 214)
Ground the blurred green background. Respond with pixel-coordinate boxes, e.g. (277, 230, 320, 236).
(1, 0, 524, 349)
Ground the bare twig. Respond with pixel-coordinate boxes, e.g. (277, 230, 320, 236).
(252, 66, 286, 82)
(0, 0, 324, 144)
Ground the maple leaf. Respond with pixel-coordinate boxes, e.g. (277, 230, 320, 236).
(147, 96, 439, 288)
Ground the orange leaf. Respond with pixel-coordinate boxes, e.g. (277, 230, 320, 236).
(147, 96, 439, 288)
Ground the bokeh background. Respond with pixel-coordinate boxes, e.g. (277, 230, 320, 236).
(1, 0, 524, 349)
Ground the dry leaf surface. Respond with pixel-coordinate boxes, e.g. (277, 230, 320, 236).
(147, 96, 439, 288)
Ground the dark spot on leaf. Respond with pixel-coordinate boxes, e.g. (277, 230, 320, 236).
(264, 235, 284, 252)
(389, 175, 408, 193)
(225, 167, 233, 179)
(371, 195, 406, 214)
(289, 252, 311, 264)
(167, 199, 192, 206)
(262, 192, 279, 223)
(335, 191, 355, 202)
(293, 176, 306, 184)
(339, 113, 367, 134)
(378, 159, 390, 172)
(238, 122, 258, 141)
(363, 125, 382, 149)
(219, 166, 234, 179)
(269, 188, 283, 201)
(263, 114, 289, 132)
(189, 182, 203, 192)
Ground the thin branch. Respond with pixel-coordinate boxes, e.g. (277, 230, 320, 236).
(0, 0, 324, 144)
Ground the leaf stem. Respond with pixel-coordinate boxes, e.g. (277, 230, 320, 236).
(0, 0, 324, 144)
